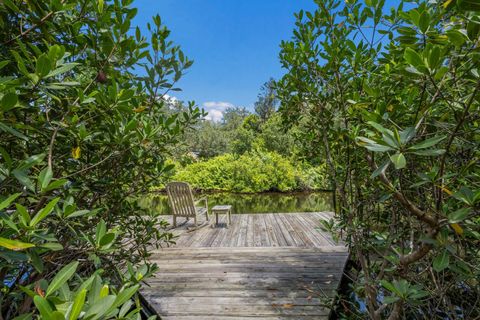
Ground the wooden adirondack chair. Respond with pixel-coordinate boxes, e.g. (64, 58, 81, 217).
(166, 182, 209, 227)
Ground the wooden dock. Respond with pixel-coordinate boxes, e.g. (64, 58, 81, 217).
(142, 212, 348, 319)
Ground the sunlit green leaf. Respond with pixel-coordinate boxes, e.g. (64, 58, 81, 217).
(0, 122, 28, 140)
(404, 48, 424, 67)
(33, 296, 53, 318)
(45, 63, 79, 78)
(43, 179, 68, 192)
(448, 208, 471, 223)
(409, 135, 446, 150)
(38, 167, 53, 191)
(371, 160, 390, 178)
(0, 192, 21, 210)
(46, 261, 79, 297)
(433, 250, 450, 272)
(30, 197, 60, 227)
(69, 289, 87, 320)
(83, 295, 116, 319)
(0, 237, 35, 251)
(1, 92, 18, 111)
(35, 54, 52, 77)
(390, 153, 406, 169)
(411, 149, 446, 156)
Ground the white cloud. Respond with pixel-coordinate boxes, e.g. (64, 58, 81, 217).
(204, 109, 224, 122)
(162, 94, 178, 104)
(203, 101, 233, 110)
(202, 101, 234, 122)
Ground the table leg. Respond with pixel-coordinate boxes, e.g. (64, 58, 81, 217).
(215, 211, 219, 226)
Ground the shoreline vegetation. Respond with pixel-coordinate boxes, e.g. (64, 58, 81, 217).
(149, 189, 334, 195)
(159, 94, 333, 194)
(138, 190, 335, 215)
(154, 151, 331, 193)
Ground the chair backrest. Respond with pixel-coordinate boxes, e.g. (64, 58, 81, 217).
(166, 182, 196, 217)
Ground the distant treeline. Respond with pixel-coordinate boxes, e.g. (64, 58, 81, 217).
(160, 79, 331, 193)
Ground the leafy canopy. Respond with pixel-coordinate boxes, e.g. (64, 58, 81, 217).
(0, 0, 202, 318)
(277, 0, 480, 318)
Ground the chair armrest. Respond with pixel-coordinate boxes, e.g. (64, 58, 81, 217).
(194, 197, 208, 206)
(194, 197, 209, 219)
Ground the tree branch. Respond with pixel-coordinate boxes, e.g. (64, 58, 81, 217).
(366, 154, 438, 228)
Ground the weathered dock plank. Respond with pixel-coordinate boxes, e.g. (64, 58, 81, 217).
(143, 212, 348, 319)
(162, 213, 339, 248)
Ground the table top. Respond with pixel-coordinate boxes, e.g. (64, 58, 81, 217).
(211, 205, 232, 211)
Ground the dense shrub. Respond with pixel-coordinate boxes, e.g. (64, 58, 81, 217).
(172, 152, 328, 192)
(277, 0, 480, 318)
(0, 0, 201, 318)
(295, 163, 330, 191)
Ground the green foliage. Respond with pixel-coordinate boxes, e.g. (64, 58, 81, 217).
(172, 151, 328, 193)
(278, 0, 480, 318)
(254, 78, 278, 122)
(222, 106, 250, 131)
(255, 113, 295, 156)
(177, 83, 308, 162)
(185, 121, 229, 158)
(0, 0, 201, 318)
(181, 108, 305, 161)
(140, 192, 333, 215)
(26, 263, 150, 320)
(228, 128, 255, 155)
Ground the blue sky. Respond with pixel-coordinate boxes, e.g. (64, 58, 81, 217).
(133, 0, 405, 120)
(133, 0, 318, 119)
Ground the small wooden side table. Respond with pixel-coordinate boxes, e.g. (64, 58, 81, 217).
(211, 205, 232, 227)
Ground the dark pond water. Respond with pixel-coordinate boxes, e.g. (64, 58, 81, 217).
(137, 192, 333, 215)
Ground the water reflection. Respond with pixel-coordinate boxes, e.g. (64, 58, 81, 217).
(138, 192, 333, 215)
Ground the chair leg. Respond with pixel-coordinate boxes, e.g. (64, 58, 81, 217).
(173, 216, 177, 227)
(194, 216, 197, 226)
